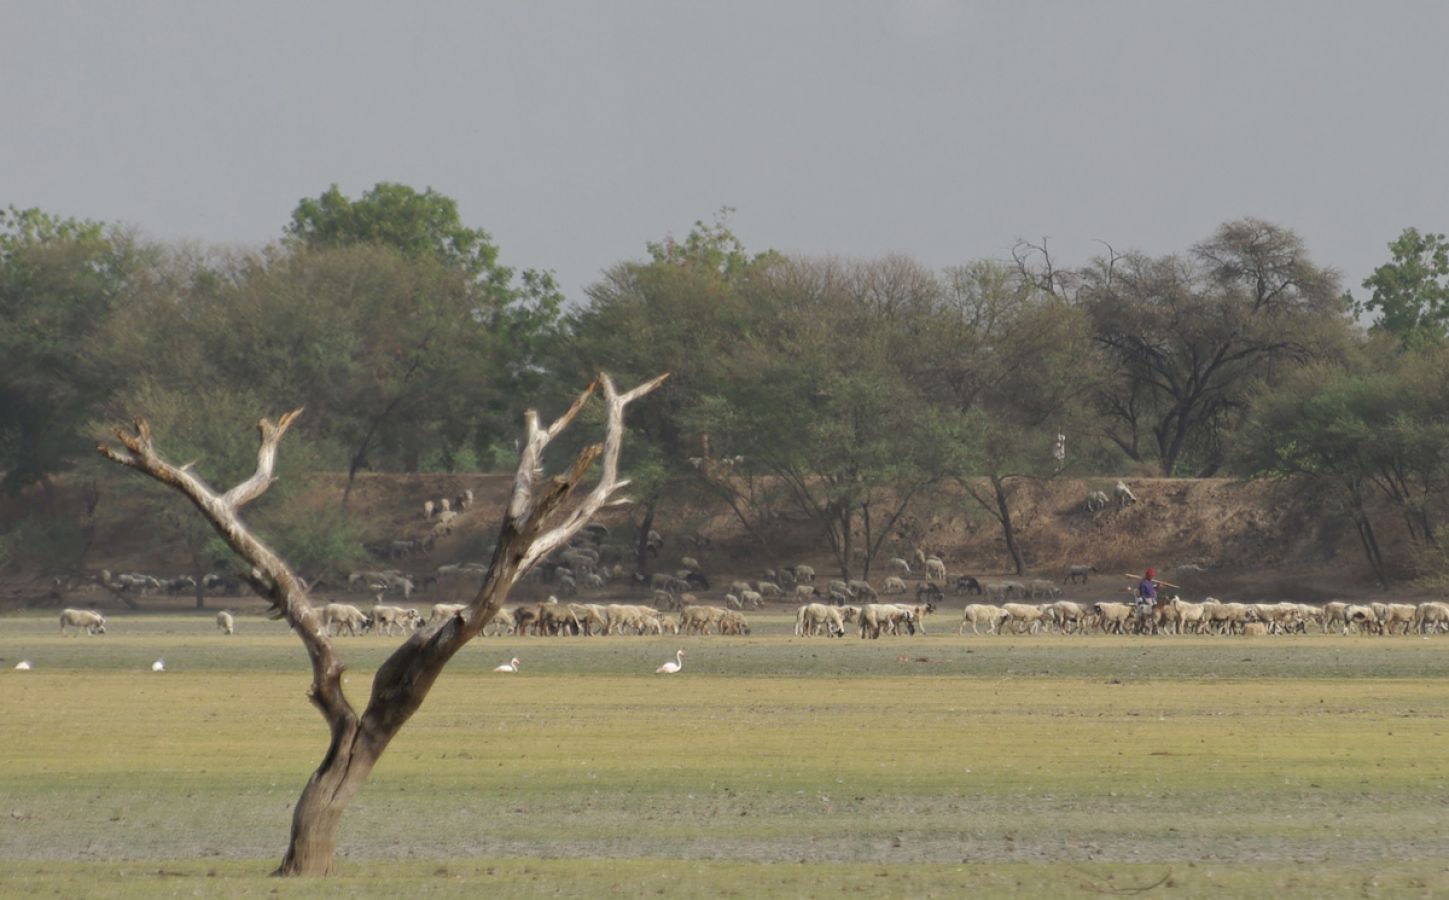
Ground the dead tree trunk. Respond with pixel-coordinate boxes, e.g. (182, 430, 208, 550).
(99, 372, 666, 877)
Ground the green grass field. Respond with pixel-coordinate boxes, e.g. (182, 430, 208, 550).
(3, 611, 1449, 897)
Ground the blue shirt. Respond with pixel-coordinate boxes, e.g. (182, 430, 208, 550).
(1138, 578, 1158, 603)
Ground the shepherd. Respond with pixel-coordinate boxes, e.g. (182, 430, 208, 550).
(1134, 568, 1160, 634)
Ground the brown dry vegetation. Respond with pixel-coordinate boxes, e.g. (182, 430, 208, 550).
(3, 470, 1437, 614)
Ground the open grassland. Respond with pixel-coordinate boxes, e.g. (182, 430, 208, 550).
(3, 611, 1449, 897)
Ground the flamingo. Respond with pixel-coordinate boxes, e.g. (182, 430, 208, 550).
(151, 659, 166, 672)
(493, 657, 521, 673)
(655, 649, 685, 674)
(14, 660, 32, 671)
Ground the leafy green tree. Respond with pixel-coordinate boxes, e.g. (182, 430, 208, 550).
(0, 207, 144, 494)
(1353, 227, 1449, 347)
(1236, 340, 1449, 584)
(1239, 362, 1389, 584)
(927, 261, 1102, 574)
(286, 183, 502, 280)
(563, 212, 780, 568)
(712, 256, 963, 580)
(284, 183, 562, 490)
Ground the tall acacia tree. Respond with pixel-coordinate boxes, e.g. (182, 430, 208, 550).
(99, 373, 665, 875)
(1073, 220, 1347, 476)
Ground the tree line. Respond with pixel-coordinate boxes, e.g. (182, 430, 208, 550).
(3, 186, 1447, 584)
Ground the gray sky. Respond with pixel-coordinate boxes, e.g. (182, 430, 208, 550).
(4, 1, 1447, 303)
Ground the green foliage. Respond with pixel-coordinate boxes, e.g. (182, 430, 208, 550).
(0, 509, 95, 574)
(1352, 226, 1449, 347)
(98, 382, 361, 582)
(0, 206, 144, 492)
(286, 182, 503, 281)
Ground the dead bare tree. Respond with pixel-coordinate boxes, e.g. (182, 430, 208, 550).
(97, 373, 667, 876)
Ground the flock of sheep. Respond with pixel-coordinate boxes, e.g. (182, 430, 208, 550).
(48, 479, 1446, 647)
(949, 597, 1449, 637)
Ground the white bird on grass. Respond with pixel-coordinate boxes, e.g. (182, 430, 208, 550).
(492, 657, 521, 673)
(15, 660, 32, 671)
(655, 649, 685, 674)
(151, 659, 166, 672)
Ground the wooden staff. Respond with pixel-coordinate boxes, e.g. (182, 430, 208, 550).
(1123, 572, 1181, 589)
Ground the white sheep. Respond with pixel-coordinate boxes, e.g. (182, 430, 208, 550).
(216, 610, 235, 635)
(1043, 600, 1087, 634)
(371, 604, 422, 636)
(1171, 598, 1206, 634)
(924, 557, 947, 582)
(888, 557, 912, 575)
(322, 603, 372, 636)
(1343, 603, 1378, 635)
(1000, 602, 1046, 635)
(1415, 601, 1449, 634)
(1085, 490, 1110, 512)
(1376, 602, 1417, 635)
(59, 608, 107, 635)
(1092, 601, 1133, 634)
(881, 576, 908, 595)
(795, 602, 846, 637)
(428, 602, 467, 626)
(1114, 479, 1137, 506)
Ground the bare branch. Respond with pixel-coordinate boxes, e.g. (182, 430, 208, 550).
(508, 380, 597, 520)
(98, 409, 352, 731)
(516, 373, 669, 575)
(223, 408, 304, 509)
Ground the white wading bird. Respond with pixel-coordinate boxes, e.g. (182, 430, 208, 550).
(492, 657, 521, 673)
(655, 649, 685, 674)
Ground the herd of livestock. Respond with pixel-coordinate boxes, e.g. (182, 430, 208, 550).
(56, 488, 1449, 642)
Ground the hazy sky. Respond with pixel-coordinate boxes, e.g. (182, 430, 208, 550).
(4, 1, 1447, 303)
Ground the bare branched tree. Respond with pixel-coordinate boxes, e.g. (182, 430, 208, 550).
(98, 372, 666, 876)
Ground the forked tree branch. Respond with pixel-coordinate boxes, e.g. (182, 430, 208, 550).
(98, 409, 351, 724)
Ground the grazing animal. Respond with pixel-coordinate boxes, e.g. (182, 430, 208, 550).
(656, 649, 686, 674)
(953, 575, 983, 596)
(1064, 564, 1096, 584)
(216, 610, 235, 635)
(15, 660, 33, 671)
(493, 657, 521, 673)
(1114, 479, 1137, 506)
(1085, 490, 1110, 512)
(924, 557, 947, 582)
(59, 608, 106, 636)
(151, 659, 166, 672)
